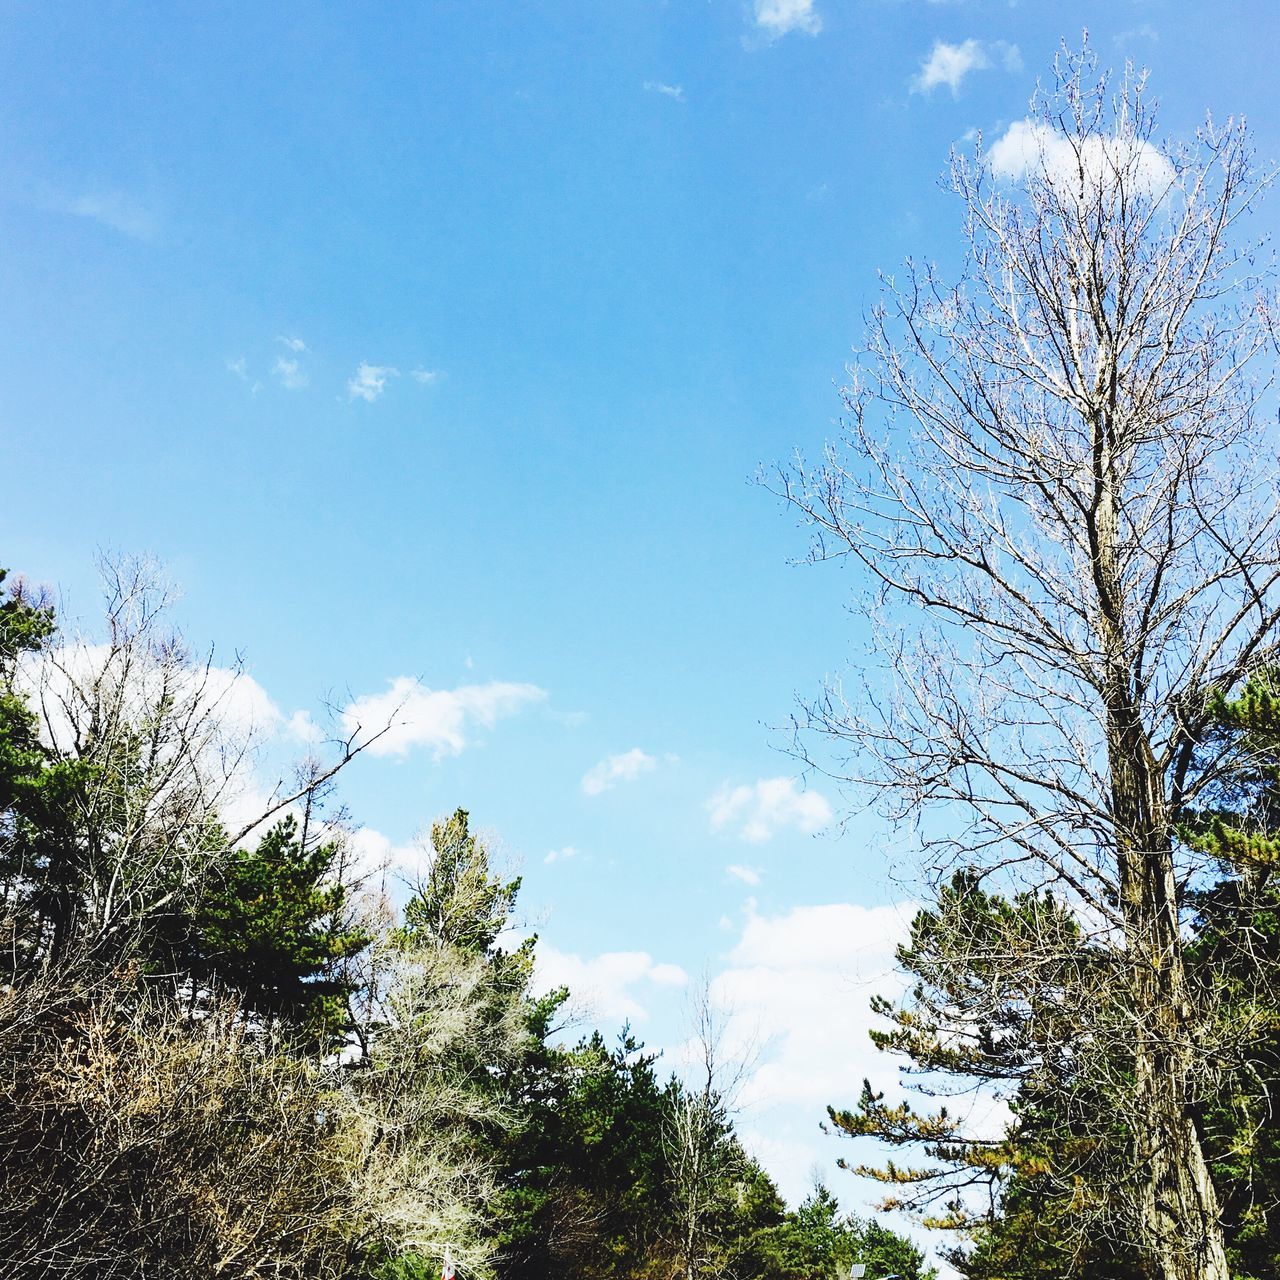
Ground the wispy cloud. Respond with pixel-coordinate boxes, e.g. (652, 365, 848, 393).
(278, 335, 307, 353)
(753, 0, 821, 38)
(410, 367, 441, 385)
(227, 356, 262, 396)
(726, 864, 762, 886)
(912, 38, 1021, 95)
(341, 677, 547, 759)
(272, 356, 308, 391)
(65, 191, 158, 240)
(348, 363, 399, 402)
(707, 777, 831, 843)
(581, 748, 658, 796)
(545, 845, 579, 865)
(1115, 24, 1159, 47)
(643, 80, 685, 102)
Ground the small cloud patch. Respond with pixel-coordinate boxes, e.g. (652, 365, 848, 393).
(348, 363, 399, 402)
(272, 356, 308, 391)
(67, 190, 158, 240)
(912, 38, 1020, 95)
(708, 777, 831, 843)
(581, 748, 658, 796)
(342, 678, 547, 759)
(988, 119, 1175, 200)
(643, 80, 685, 102)
(753, 0, 821, 38)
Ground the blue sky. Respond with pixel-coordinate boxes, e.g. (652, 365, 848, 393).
(6, 0, 1280, 1267)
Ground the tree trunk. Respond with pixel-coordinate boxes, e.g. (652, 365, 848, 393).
(1123, 841, 1230, 1280)
(1097, 416, 1229, 1280)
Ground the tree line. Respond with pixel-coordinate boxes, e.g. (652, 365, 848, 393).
(0, 558, 931, 1279)
(15, 35, 1280, 1280)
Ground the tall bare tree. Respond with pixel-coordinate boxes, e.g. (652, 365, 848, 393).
(775, 45, 1278, 1280)
(663, 981, 756, 1280)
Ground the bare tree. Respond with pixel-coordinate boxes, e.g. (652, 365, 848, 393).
(9, 555, 387, 972)
(774, 44, 1277, 1280)
(342, 938, 528, 1280)
(664, 980, 757, 1280)
(0, 969, 365, 1279)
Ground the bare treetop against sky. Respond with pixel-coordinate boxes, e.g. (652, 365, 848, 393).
(4, 1, 1280, 1266)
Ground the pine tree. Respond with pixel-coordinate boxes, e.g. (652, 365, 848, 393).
(173, 814, 370, 1048)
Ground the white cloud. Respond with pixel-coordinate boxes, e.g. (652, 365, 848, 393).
(534, 945, 688, 1022)
(66, 191, 157, 240)
(730, 900, 905, 971)
(707, 776, 831, 843)
(278, 335, 307, 352)
(348, 362, 399, 402)
(709, 900, 916, 1196)
(410, 367, 441, 384)
(346, 825, 427, 878)
(200, 667, 287, 738)
(753, 0, 821, 38)
(643, 80, 685, 102)
(341, 677, 547, 759)
(285, 709, 322, 743)
(912, 38, 1020, 95)
(581, 747, 658, 796)
(272, 356, 309, 390)
(649, 962, 688, 986)
(545, 845, 579, 865)
(23, 640, 324, 762)
(17, 642, 328, 849)
(727, 864, 762, 886)
(988, 118, 1175, 200)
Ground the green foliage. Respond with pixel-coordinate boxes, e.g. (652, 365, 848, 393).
(496, 1026, 673, 1278)
(0, 567, 96, 972)
(400, 808, 522, 955)
(0, 567, 54, 665)
(827, 870, 1146, 1277)
(711, 1155, 788, 1279)
(1182, 876, 1280, 1280)
(1, 561, 938, 1280)
(828, 873, 1121, 1238)
(173, 814, 370, 1047)
(1180, 670, 1280, 868)
(836, 667, 1280, 1277)
(751, 1183, 936, 1280)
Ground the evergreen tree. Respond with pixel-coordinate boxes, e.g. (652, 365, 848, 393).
(496, 1026, 673, 1279)
(400, 807, 522, 954)
(173, 814, 370, 1048)
(0, 567, 93, 973)
(1176, 670, 1280, 1279)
